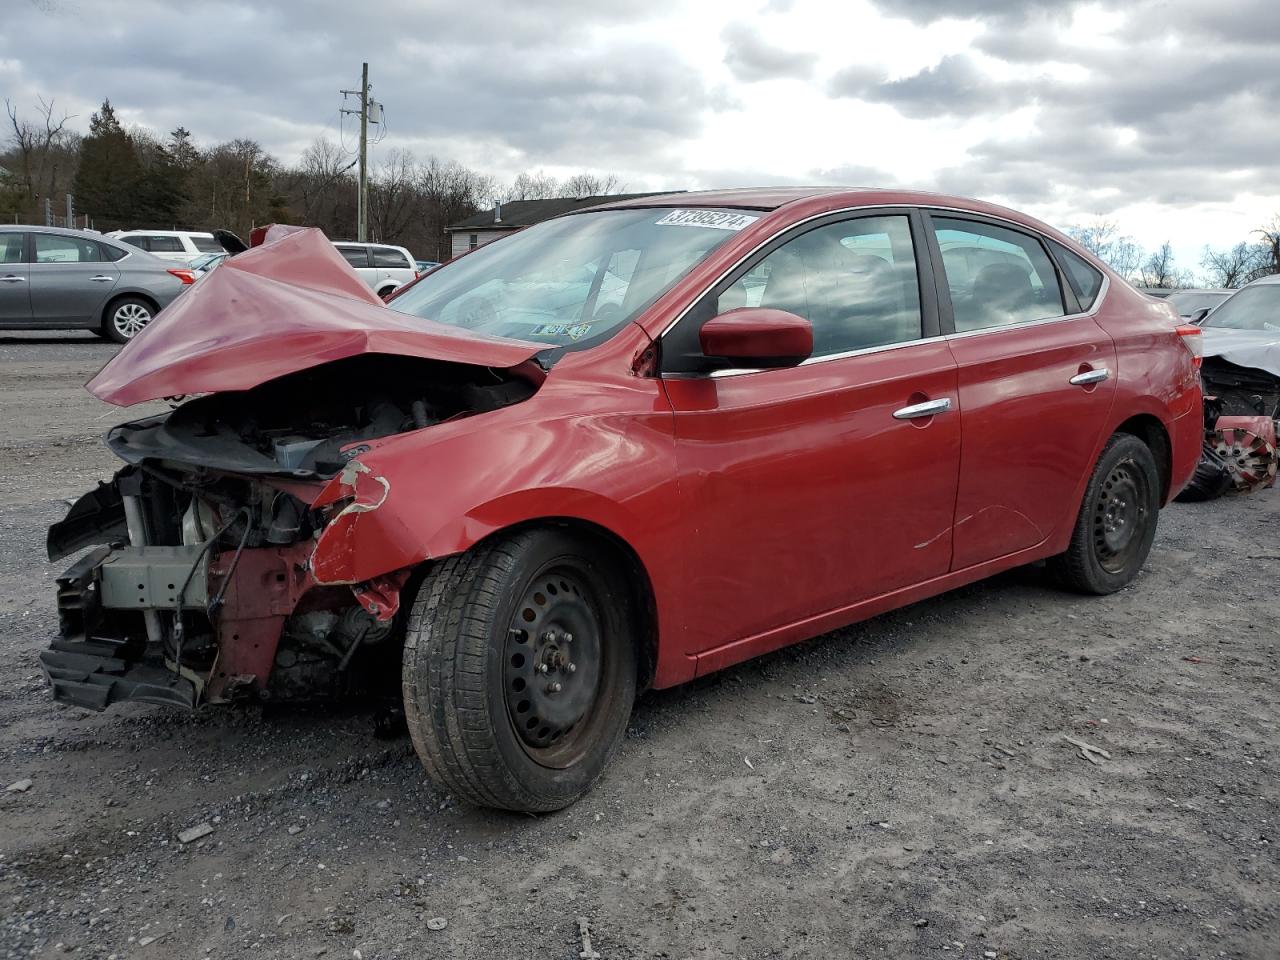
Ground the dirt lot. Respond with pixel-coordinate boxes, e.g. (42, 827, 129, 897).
(0, 332, 1277, 960)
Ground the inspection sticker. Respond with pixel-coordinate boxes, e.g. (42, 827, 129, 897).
(655, 209, 760, 231)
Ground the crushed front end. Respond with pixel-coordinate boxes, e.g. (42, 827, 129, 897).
(41, 353, 535, 711)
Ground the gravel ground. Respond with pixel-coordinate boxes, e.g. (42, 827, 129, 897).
(0, 331, 1277, 960)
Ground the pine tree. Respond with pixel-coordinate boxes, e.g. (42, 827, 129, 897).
(72, 99, 144, 226)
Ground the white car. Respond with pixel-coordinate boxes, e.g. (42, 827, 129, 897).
(106, 230, 224, 265)
(332, 242, 419, 296)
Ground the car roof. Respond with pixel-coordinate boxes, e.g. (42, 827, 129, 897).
(583, 186, 1081, 244)
(0, 224, 110, 237)
(1245, 274, 1280, 287)
(108, 229, 213, 236)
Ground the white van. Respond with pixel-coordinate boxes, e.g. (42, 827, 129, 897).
(106, 230, 223, 265)
(332, 242, 419, 297)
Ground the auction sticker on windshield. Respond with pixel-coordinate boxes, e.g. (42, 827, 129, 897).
(655, 209, 760, 231)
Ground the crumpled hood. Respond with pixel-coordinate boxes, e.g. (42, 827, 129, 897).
(88, 225, 544, 406)
(1200, 327, 1280, 380)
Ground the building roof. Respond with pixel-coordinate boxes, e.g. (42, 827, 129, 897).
(446, 193, 676, 232)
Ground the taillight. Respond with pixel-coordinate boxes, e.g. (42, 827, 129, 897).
(1176, 324, 1203, 368)
(168, 268, 197, 285)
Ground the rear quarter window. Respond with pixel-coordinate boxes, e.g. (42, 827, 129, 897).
(190, 235, 223, 253)
(1050, 241, 1105, 311)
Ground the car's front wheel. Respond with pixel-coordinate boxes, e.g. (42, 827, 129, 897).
(103, 296, 156, 344)
(1049, 433, 1161, 594)
(402, 528, 637, 811)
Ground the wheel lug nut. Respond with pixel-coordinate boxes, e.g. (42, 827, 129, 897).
(538, 664, 549, 674)
(548, 681, 562, 694)
(567, 662, 576, 673)
(563, 632, 573, 643)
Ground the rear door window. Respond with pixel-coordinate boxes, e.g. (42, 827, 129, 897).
(930, 217, 1065, 332)
(117, 234, 149, 251)
(33, 234, 108, 263)
(372, 247, 411, 269)
(336, 245, 371, 268)
(143, 235, 185, 253)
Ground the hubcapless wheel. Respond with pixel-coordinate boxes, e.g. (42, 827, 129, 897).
(402, 528, 638, 811)
(1050, 432, 1161, 594)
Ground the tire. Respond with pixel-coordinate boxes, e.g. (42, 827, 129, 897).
(102, 296, 156, 344)
(1174, 444, 1232, 503)
(402, 528, 637, 811)
(1048, 433, 1161, 595)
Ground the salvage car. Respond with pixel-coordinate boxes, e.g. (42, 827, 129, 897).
(1176, 274, 1280, 500)
(43, 189, 1203, 811)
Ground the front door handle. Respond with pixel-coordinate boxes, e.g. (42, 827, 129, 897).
(1070, 367, 1110, 386)
(89, 275, 116, 282)
(893, 397, 953, 420)
(0, 275, 25, 283)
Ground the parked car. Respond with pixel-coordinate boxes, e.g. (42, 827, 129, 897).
(0, 225, 193, 342)
(189, 252, 229, 275)
(415, 259, 441, 274)
(41, 190, 1202, 812)
(106, 229, 223, 265)
(1167, 287, 1234, 320)
(332, 241, 418, 296)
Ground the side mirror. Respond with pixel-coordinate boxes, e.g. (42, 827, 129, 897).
(1187, 307, 1211, 325)
(699, 307, 813, 369)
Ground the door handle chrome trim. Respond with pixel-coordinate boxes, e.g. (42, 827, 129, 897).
(89, 275, 116, 282)
(0, 275, 25, 282)
(1069, 367, 1110, 386)
(893, 397, 952, 420)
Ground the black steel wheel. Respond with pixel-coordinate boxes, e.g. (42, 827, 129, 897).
(402, 528, 637, 811)
(1049, 433, 1161, 594)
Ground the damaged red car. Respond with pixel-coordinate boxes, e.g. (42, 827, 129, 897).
(44, 190, 1203, 811)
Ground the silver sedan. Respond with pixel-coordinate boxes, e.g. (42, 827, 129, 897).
(0, 225, 192, 343)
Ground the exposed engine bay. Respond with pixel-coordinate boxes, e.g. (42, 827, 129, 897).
(105, 354, 536, 478)
(41, 355, 538, 712)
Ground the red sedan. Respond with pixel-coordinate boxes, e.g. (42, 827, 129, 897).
(45, 189, 1203, 811)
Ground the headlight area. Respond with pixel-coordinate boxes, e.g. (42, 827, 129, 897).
(42, 463, 406, 711)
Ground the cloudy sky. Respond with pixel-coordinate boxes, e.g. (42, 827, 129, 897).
(4, 0, 1276, 264)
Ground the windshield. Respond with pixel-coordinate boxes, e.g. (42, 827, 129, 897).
(388, 207, 763, 347)
(1201, 284, 1280, 331)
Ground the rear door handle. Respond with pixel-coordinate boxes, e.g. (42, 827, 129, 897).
(893, 397, 953, 420)
(89, 275, 116, 282)
(1070, 367, 1110, 386)
(0, 275, 24, 283)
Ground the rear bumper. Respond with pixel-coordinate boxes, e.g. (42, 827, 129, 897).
(1168, 404, 1205, 502)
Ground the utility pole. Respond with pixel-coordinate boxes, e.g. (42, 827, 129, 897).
(340, 62, 372, 242)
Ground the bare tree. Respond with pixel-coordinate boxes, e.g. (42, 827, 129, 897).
(558, 172, 625, 198)
(1137, 241, 1179, 289)
(1253, 215, 1280, 279)
(368, 149, 418, 243)
(1065, 217, 1144, 280)
(4, 96, 77, 206)
(1201, 242, 1263, 288)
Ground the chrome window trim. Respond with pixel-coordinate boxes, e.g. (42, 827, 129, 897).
(656, 202, 1112, 381)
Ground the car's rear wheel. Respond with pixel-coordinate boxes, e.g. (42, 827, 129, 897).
(1049, 433, 1161, 594)
(402, 528, 637, 811)
(103, 296, 156, 344)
